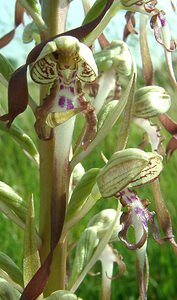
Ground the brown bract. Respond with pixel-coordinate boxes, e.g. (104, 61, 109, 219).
(159, 114, 177, 158)
(0, 1, 24, 48)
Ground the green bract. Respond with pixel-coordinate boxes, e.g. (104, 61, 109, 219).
(0, 181, 27, 228)
(0, 54, 14, 84)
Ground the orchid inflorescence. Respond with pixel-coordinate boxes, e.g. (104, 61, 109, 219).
(0, 0, 177, 300)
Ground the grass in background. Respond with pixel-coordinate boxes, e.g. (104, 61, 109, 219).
(0, 63, 177, 299)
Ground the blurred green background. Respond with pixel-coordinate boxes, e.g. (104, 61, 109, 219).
(0, 60, 177, 299)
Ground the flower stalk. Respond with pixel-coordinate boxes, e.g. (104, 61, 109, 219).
(39, 0, 72, 295)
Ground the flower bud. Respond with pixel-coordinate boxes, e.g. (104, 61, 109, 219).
(68, 226, 98, 288)
(87, 209, 122, 242)
(120, 0, 146, 6)
(133, 86, 171, 119)
(0, 279, 21, 300)
(129, 152, 163, 187)
(97, 148, 149, 198)
(23, 22, 40, 44)
(44, 290, 82, 300)
(94, 40, 132, 77)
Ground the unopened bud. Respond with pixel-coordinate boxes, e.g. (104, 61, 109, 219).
(94, 40, 132, 77)
(120, 0, 147, 7)
(0, 279, 21, 300)
(97, 148, 149, 198)
(133, 86, 171, 119)
(87, 209, 122, 242)
(129, 152, 163, 187)
(44, 290, 81, 300)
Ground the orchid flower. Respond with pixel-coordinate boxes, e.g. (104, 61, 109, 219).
(30, 35, 98, 148)
(118, 188, 152, 300)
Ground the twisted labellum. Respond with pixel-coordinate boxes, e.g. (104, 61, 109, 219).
(30, 36, 98, 144)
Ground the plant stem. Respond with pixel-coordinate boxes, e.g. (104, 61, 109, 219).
(41, 0, 69, 36)
(39, 1, 71, 296)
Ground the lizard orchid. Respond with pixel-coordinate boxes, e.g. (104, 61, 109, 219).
(30, 35, 98, 148)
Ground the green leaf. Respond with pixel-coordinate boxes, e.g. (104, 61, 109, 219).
(69, 227, 98, 288)
(97, 100, 118, 130)
(0, 278, 21, 300)
(0, 252, 23, 287)
(0, 54, 14, 84)
(0, 181, 27, 228)
(69, 202, 122, 292)
(66, 168, 100, 222)
(0, 122, 39, 165)
(23, 196, 41, 291)
(82, 0, 107, 25)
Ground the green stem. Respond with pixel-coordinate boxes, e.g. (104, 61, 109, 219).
(42, 0, 69, 36)
(19, 0, 47, 33)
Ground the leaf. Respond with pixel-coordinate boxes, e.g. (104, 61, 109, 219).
(0, 252, 23, 287)
(152, 179, 177, 255)
(0, 65, 28, 127)
(123, 11, 137, 41)
(23, 196, 41, 292)
(140, 14, 154, 85)
(0, 54, 15, 83)
(0, 278, 21, 300)
(66, 168, 100, 222)
(0, 122, 39, 165)
(97, 100, 118, 130)
(0, 1, 24, 48)
(82, 0, 107, 25)
(0, 181, 27, 227)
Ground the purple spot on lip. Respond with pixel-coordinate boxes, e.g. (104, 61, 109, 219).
(67, 99, 74, 110)
(59, 96, 65, 107)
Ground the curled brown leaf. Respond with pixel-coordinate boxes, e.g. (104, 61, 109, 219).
(123, 11, 137, 41)
(0, 1, 24, 48)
